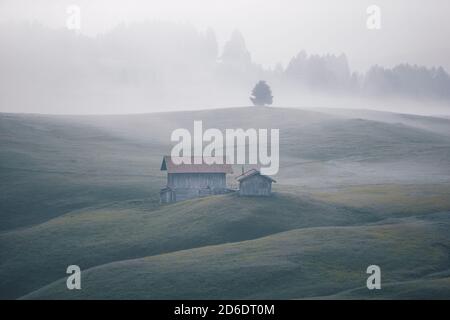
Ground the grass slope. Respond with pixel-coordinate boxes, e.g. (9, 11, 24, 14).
(21, 214, 450, 299)
(311, 277, 450, 300)
(1, 191, 371, 299)
(1, 107, 450, 299)
(2, 107, 450, 230)
(0, 113, 165, 230)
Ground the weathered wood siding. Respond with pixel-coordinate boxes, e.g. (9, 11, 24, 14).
(168, 173, 226, 190)
(160, 189, 175, 203)
(161, 173, 229, 203)
(239, 175, 272, 196)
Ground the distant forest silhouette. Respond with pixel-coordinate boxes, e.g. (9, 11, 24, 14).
(1, 22, 449, 113)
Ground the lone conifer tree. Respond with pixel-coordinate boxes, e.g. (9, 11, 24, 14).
(250, 80, 273, 106)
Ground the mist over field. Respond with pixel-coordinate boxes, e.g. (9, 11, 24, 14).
(0, 0, 450, 115)
(1, 107, 450, 299)
(1, 0, 450, 301)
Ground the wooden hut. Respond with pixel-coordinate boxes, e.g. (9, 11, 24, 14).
(160, 156, 233, 203)
(236, 169, 276, 196)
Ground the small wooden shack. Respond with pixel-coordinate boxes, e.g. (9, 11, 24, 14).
(236, 169, 276, 196)
(160, 156, 233, 203)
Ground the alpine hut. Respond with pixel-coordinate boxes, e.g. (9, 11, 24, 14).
(160, 156, 233, 203)
(236, 169, 276, 196)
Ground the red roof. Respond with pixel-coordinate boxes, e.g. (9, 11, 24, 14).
(161, 156, 233, 174)
(236, 169, 276, 182)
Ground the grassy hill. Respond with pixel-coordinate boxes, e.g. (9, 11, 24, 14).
(0, 191, 373, 299)
(3, 107, 450, 230)
(311, 277, 450, 300)
(21, 214, 450, 299)
(0, 113, 165, 230)
(1, 106, 450, 299)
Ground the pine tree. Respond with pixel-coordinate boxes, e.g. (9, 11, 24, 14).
(250, 81, 273, 106)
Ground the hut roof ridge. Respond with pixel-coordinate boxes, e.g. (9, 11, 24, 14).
(161, 156, 233, 174)
(236, 168, 276, 182)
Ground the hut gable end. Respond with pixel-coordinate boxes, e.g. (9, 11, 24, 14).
(237, 169, 276, 197)
(159, 156, 232, 203)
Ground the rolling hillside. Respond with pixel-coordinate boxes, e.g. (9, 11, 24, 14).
(21, 215, 450, 299)
(1, 106, 450, 299)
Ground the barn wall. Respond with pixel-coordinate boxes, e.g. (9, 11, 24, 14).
(239, 175, 272, 196)
(160, 189, 174, 203)
(168, 173, 226, 190)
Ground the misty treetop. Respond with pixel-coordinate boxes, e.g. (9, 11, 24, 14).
(250, 81, 273, 106)
(1, 22, 450, 113)
(221, 30, 252, 68)
(361, 64, 450, 99)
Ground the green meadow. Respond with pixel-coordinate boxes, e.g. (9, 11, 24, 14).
(1, 107, 449, 299)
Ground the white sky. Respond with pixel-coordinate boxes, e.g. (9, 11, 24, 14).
(1, 0, 450, 72)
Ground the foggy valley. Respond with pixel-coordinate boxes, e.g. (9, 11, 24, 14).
(0, 21, 449, 115)
(1, 0, 450, 302)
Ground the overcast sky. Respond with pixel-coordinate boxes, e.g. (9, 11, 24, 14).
(1, 0, 450, 72)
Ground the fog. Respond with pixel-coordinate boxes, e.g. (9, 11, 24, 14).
(0, 0, 449, 115)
